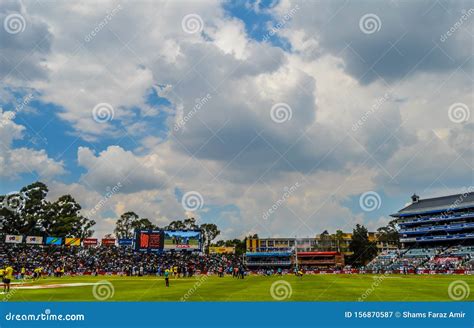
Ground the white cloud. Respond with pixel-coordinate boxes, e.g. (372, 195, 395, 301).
(77, 145, 167, 193)
(1, 0, 472, 238)
(0, 110, 64, 179)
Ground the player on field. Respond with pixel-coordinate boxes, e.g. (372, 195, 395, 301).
(3, 265, 13, 293)
(164, 269, 170, 287)
(238, 264, 244, 279)
(33, 267, 43, 280)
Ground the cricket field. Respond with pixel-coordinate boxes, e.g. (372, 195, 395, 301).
(2, 274, 473, 302)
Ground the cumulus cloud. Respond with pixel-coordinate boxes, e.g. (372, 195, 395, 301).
(0, 0, 52, 82)
(0, 0, 472, 238)
(272, 0, 473, 84)
(0, 110, 64, 179)
(77, 145, 167, 194)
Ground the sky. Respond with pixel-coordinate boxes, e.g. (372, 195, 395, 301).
(0, 0, 472, 240)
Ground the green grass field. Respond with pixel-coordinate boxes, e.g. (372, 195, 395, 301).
(3, 274, 473, 302)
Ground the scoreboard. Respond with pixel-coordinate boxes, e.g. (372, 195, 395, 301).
(134, 230, 164, 252)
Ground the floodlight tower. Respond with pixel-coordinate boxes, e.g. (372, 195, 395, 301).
(294, 236, 299, 272)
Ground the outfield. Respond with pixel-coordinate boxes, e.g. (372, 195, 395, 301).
(2, 274, 473, 302)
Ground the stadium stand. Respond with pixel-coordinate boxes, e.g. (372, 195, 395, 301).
(392, 192, 474, 246)
(0, 243, 244, 277)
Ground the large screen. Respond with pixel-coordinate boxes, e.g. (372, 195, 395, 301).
(135, 230, 164, 251)
(163, 230, 201, 250)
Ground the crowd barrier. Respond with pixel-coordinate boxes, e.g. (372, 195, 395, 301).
(16, 269, 473, 277)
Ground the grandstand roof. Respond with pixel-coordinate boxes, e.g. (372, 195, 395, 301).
(391, 191, 474, 217)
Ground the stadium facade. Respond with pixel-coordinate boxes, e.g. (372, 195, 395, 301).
(391, 192, 474, 248)
(245, 232, 397, 269)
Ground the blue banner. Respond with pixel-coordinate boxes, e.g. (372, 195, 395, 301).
(45, 237, 62, 245)
(0, 302, 471, 327)
(118, 238, 133, 246)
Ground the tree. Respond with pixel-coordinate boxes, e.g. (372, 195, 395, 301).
(183, 218, 199, 230)
(114, 212, 139, 239)
(0, 182, 95, 238)
(200, 223, 220, 253)
(165, 220, 185, 230)
(132, 218, 157, 231)
(214, 240, 225, 246)
(21, 182, 50, 234)
(47, 195, 95, 238)
(335, 229, 344, 252)
(0, 182, 49, 235)
(349, 224, 378, 266)
(229, 238, 246, 255)
(164, 218, 199, 230)
(377, 220, 400, 247)
(0, 191, 29, 234)
(319, 230, 332, 251)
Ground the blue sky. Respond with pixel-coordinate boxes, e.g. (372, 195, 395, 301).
(0, 0, 472, 238)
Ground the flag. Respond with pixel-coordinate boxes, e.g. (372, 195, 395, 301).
(46, 237, 63, 245)
(65, 237, 81, 246)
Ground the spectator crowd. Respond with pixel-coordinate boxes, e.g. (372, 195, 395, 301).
(0, 244, 244, 278)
